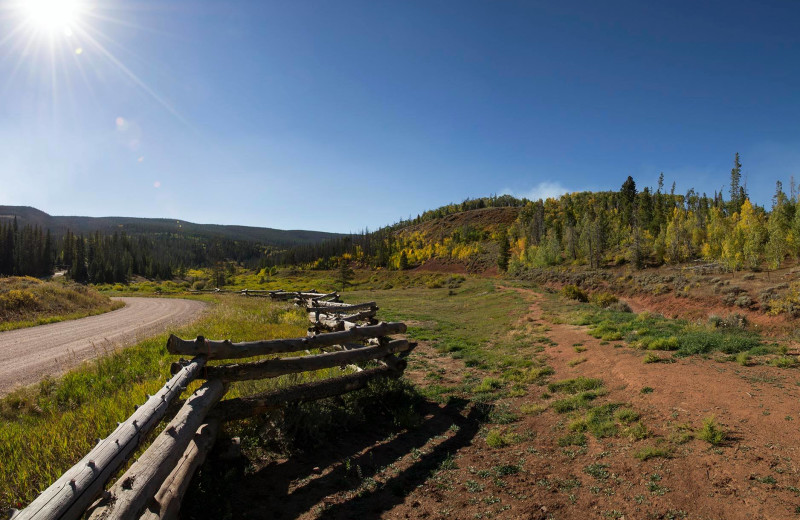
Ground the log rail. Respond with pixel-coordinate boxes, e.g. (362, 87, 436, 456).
(14, 290, 413, 520)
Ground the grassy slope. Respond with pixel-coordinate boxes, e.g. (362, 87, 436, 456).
(0, 277, 124, 332)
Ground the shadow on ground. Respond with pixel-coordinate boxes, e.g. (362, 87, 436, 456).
(181, 398, 485, 519)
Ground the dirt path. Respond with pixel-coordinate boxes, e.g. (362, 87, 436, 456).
(508, 287, 800, 520)
(0, 297, 206, 395)
(371, 288, 800, 519)
(193, 286, 800, 519)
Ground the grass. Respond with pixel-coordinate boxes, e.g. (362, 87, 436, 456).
(541, 293, 764, 357)
(634, 445, 672, 461)
(486, 428, 520, 448)
(548, 377, 604, 394)
(697, 415, 727, 446)
(0, 295, 335, 510)
(349, 278, 546, 375)
(0, 276, 123, 331)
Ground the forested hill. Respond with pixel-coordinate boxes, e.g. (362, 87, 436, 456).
(0, 206, 340, 247)
(267, 155, 800, 275)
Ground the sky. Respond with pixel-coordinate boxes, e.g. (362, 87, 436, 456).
(1, 0, 799, 232)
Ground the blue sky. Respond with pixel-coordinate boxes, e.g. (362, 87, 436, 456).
(1, 0, 799, 232)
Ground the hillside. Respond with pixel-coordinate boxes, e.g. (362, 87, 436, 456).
(0, 206, 341, 247)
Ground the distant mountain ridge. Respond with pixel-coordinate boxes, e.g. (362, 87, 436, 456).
(0, 206, 341, 247)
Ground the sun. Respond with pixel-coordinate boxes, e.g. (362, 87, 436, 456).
(19, 0, 85, 32)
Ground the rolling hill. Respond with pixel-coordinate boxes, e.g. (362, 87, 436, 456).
(0, 206, 341, 247)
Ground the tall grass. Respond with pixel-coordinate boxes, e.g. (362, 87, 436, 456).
(0, 277, 122, 332)
(0, 295, 317, 510)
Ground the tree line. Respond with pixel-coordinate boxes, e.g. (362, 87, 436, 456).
(506, 153, 796, 272)
(270, 153, 800, 273)
(0, 219, 270, 283)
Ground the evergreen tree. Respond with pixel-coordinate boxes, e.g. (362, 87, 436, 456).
(497, 230, 511, 271)
(398, 250, 409, 270)
(729, 152, 743, 215)
(337, 254, 354, 291)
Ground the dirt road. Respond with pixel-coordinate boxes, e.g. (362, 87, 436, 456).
(0, 297, 206, 395)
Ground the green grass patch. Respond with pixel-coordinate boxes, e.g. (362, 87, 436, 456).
(697, 415, 727, 446)
(558, 432, 587, 447)
(634, 445, 672, 461)
(551, 391, 604, 413)
(548, 377, 604, 394)
(542, 295, 764, 357)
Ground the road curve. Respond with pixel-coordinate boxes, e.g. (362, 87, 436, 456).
(0, 297, 207, 396)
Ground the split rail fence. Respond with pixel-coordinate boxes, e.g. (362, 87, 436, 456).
(14, 290, 414, 520)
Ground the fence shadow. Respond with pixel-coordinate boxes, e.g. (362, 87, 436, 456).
(182, 398, 484, 519)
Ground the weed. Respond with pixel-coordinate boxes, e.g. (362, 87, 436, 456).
(583, 463, 610, 481)
(485, 429, 519, 448)
(519, 403, 546, 415)
(635, 445, 672, 461)
(548, 377, 604, 394)
(697, 415, 727, 446)
(614, 408, 640, 424)
(568, 357, 587, 367)
(736, 352, 751, 366)
(558, 432, 587, 447)
(551, 391, 603, 413)
(625, 422, 650, 441)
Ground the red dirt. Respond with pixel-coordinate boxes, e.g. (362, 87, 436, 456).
(414, 258, 470, 274)
(206, 286, 800, 519)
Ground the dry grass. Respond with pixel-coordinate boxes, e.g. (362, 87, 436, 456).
(0, 277, 122, 331)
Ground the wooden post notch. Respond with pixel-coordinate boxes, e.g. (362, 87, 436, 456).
(14, 357, 207, 520)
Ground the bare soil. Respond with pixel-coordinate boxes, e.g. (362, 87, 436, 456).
(0, 297, 206, 395)
(201, 287, 800, 520)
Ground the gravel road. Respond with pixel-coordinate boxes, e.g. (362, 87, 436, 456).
(0, 297, 207, 396)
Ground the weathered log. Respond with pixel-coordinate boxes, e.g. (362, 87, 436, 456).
(310, 292, 340, 302)
(307, 302, 377, 314)
(15, 357, 207, 520)
(86, 380, 227, 520)
(311, 310, 377, 328)
(167, 322, 406, 360)
(138, 419, 220, 520)
(203, 340, 410, 381)
(213, 366, 403, 422)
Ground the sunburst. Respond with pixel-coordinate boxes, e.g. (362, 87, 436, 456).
(1, 0, 185, 124)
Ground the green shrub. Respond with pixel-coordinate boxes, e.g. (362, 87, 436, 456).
(647, 336, 679, 351)
(643, 352, 661, 364)
(771, 356, 797, 368)
(735, 352, 750, 366)
(562, 285, 588, 302)
(590, 291, 619, 308)
(607, 300, 632, 313)
(697, 415, 726, 445)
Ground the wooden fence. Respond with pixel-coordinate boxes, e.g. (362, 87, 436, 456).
(13, 290, 413, 520)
